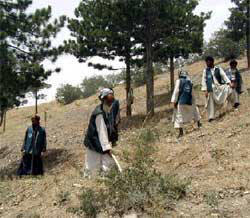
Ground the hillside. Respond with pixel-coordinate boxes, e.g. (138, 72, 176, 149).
(1, 57, 250, 217)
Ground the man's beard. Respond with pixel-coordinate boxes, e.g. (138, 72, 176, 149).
(32, 124, 39, 129)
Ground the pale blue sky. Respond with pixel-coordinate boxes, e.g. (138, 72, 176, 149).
(27, 0, 234, 104)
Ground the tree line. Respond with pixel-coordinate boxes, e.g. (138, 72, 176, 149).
(203, 0, 250, 64)
(1, 0, 249, 125)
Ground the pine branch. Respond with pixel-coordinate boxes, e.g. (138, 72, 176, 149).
(6, 44, 31, 55)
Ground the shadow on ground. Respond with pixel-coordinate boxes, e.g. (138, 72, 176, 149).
(120, 108, 174, 131)
(43, 148, 73, 173)
(0, 148, 72, 180)
(155, 92, 172, 108)
(0, 146, 10, 159)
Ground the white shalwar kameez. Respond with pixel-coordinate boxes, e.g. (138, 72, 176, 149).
(171, 79, 201, 128)
(85, 105, 120, 175)
(201, 67, 232, 120)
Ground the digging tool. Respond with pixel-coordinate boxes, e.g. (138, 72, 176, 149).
(110, 153, 122, 173)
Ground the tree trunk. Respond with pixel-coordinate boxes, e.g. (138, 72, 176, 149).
(0, 110, 4, 127)
(125, 55, 132, 117)
(3, 110, 6, 133)
(35, 90, 38, 114)
(247, 0, 250, 68)
(146, 41, 154, 116)
(170, 56, 175, 94)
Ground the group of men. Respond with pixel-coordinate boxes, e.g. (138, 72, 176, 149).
(18, 56, 244, 176)
(17, 88, 122, 176)
(171, 56, 243, 137)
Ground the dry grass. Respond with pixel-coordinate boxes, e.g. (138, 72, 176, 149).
(1, 56, 250, 217)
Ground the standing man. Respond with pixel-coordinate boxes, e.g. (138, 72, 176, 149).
(17, 115, 47, 176)
(171, 71, 201, 138)
(84, 88, 121, 175)
(201, 56, 232, 122)
(226, 60, 243, 108)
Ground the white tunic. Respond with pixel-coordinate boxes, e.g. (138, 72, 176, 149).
(171, 79, 201, 128)
(201, 67, 232, 120)
(84, 104, 121, 175)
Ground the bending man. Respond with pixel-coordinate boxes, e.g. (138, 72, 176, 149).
(84, 88, 121, 175)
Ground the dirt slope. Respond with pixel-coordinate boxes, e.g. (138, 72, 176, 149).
(1, 57, 250, 218)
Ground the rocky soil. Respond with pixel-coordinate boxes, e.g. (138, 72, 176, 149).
(1, 57, 250, 217)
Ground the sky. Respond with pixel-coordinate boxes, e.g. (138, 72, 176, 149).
(26, 0, 235, 105)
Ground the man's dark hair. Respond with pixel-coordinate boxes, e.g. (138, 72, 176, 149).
(205, 56, 214, 62)
(230, 59, 238, 67)
(32, 115, 40, 121)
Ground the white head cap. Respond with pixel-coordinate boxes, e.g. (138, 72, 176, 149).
(98, 88, 114, 100)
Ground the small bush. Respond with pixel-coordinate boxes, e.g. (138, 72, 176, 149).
(70, 128, 190, 217)
(203, 28, 245, 61)
(132, 67, 146, 87)
(81, 76, 112, 98)
(56, 84, 83, 105)
(135, 128, 160, 145)
(78, 189, 104, 218)
(204, 191, 219, 208)
(106, 73, 125, 87)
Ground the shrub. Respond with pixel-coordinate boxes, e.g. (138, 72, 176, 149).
(132, 67, 146, 87)
(203, 28, 245, 61)
(204, 191, 219, 208)
(70, 128, 190, 217)
(56, 84, 83, 105)
(81, 75, 112, 98)
(106, 73, 125, 87)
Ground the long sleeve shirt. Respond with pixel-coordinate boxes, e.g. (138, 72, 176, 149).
(201, 67, 231, 91)
(171, 79, 181, 103)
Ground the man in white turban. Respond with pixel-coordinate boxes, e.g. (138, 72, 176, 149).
(83, 88, 122, 176)
(171, 71, 201, 138)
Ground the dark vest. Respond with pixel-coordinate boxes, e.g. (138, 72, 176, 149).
(230, 69, 243, 94)
(111, 100, 120, 125)
(23, 126, 46, 155)
(178, 78, 193, 105)
(110, 100, 120, 142)
(84, 104, 117, 154)
(206, 67, 224, 92)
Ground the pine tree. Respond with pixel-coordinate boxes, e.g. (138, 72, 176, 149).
(67, 0, 140, 116)
(0, 0, 65, 117)
(133, 0, 209, 113)
(226, 0, 250, 68)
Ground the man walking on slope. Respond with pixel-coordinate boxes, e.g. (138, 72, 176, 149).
(226, 60, 244, 109)
(171, 71, 201, 138)
(201, 56, 232, 122)
(84, 88, 121, 176)
(17, 115, 47, 176)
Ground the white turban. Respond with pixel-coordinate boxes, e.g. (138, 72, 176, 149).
(99, 88, 114, 100)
